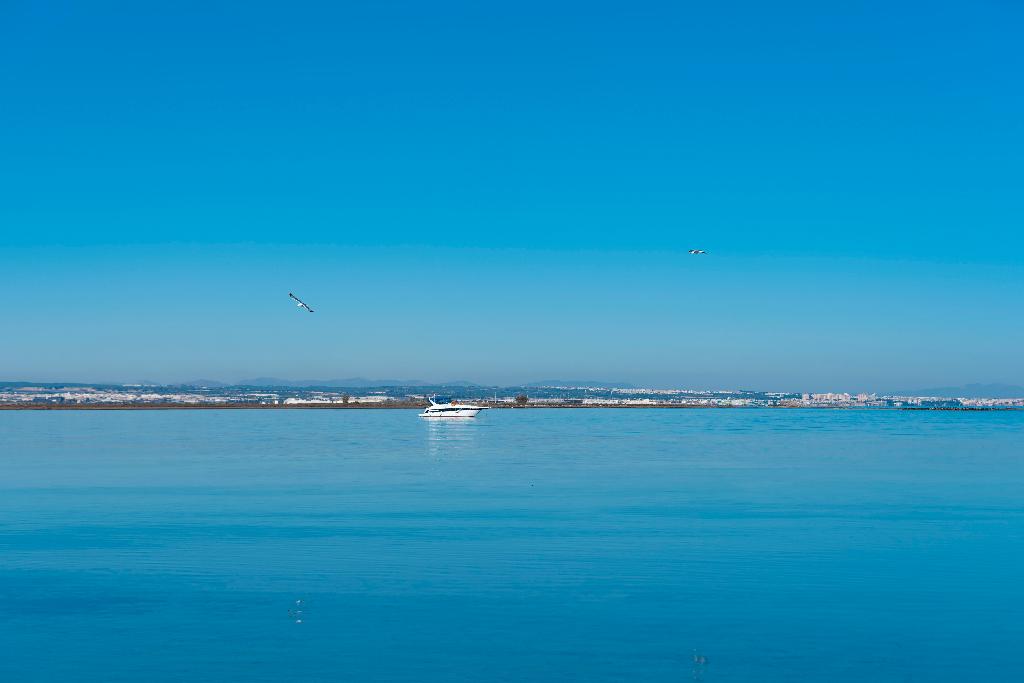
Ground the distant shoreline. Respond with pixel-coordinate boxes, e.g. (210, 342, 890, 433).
(0, 402, 1016, 412)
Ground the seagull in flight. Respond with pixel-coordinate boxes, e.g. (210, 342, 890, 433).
(288, 292, 314, 313)
(688, 249, 707, 255)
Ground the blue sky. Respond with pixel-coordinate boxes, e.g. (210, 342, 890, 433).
(2, 1, 1022, 390)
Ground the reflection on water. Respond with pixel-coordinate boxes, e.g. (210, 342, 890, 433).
(287, 599, 304, 624)
(424, 415, 482, 459)
(691, 650, 709, 681)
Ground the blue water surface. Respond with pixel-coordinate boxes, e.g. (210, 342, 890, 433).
(1, 408, 1022, 681)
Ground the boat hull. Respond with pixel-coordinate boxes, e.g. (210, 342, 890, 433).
(418, 407, 484, 418)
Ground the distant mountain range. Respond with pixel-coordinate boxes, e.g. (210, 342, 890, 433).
(1, 378, 626, 389)
(164, 380, 1024, 395)
(525, 380, 637, 389)
(889, 383, 1024, 398)
(176, 378, 636, 389)
(3, 379, 1019, 396)
(230, 377, 479, 388)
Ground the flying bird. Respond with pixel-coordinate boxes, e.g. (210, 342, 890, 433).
(688, 249, 707, 255)
(288, 292, 314, 313)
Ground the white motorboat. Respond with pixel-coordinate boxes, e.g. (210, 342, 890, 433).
(419, 396, 488, 418)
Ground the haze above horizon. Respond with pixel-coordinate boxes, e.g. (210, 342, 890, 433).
(2, 1, 1022, 390)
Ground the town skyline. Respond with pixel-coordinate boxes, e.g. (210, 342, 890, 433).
(4, 381, 1023, 411)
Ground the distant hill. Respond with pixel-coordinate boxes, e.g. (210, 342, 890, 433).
(890, 383, 1024, 398)
(1, 378, 479, 389)
(0, 381, 97, 388)
(234, 376, 436, 387)
(526, 380, 637, 389)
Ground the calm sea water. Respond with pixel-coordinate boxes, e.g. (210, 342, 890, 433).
(1, 408, 1022, 681)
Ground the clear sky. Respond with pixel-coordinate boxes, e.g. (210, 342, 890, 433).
(2, 1, 1022, 391)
